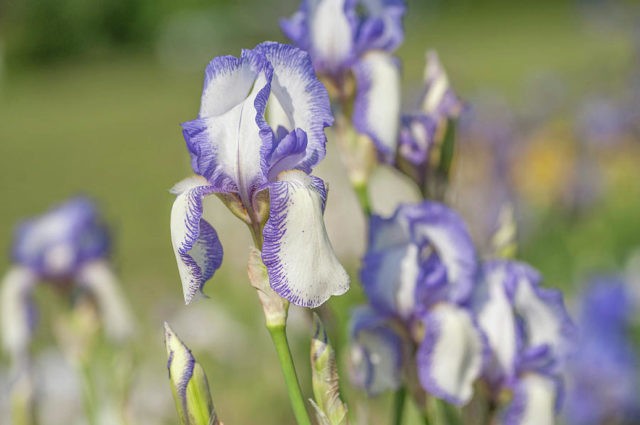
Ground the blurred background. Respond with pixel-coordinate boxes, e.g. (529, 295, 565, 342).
(0, 0, 639, 424)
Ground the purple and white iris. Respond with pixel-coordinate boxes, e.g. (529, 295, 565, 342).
(1, 198, 133, 361)
(473, 260, 574, 425)
(282, 0, 406, 162)
(171, 42, 349, 308)
(350, 201, 484, 404)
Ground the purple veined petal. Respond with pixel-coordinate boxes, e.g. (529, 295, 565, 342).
(354, 0, 406, 55)
(76, 260, 135, 342)
(353, 52, 401, 163)
(182, 49, 274, 206)
(266, 128, 309, 181)
(170, 176, 224, 305)
(349, 306, 405, 395)
(12, 197, 110, 280)
(473, 262, 519, 387)
(255, 42, 334, 173)
(398, 114, 437, 166)
(418, 50, 462, 119)
(503, 261, 575, 357)
(1, 267, 38, 361)
(262, 170, 349, 308)
(408, 202, 478, 304)
(502, 374, 559, 425)
(417, 303, 484, 405)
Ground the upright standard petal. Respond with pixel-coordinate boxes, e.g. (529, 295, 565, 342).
(502, 374, 559, 425)
(398, 114, 437, 166)
(170, 177, 223, 304)
(307, 0, 356, 75)
(354, 0, 406, 55)
(417, 304, 484, 405)
(349, 307, 405, 395)
(353, 52, 401, 162)
(408, 202, 477, 304)
(182, 50, 273, 203)
(76, 260, 135, 342)
(257, 42, 334, 173)
(0, 267, 37, 361)
(262, 170, 349, 307)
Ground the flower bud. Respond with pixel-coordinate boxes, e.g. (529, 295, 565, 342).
(310, 313, 349, 425)
(164, 322, 219, 425)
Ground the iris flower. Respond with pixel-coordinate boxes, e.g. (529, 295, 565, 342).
(282, 0, 406, 162)
(170, 42, 349, 308)
(1, 198, 133, 361)
(473, 260, 574, 425)
(350, 201, 484, 404)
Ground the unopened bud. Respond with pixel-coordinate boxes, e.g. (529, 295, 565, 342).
(310, 314, 349, 425)
(164, 322, 219, 425)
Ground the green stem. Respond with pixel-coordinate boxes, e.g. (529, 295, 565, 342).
(392, 387, 407, 425)
(353, 182, 372, 217)
(79, 361, 98, 425)
(268, 324, 312, 425)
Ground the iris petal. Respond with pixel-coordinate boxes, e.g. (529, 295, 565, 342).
(170, 177, 224, 304)
(353, 52, 401, 162)
(417, 304, 484, 405)
(262, 170, 349, 307)
(0, 267, 37, 360)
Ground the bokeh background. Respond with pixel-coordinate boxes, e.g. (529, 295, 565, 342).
(1, 0, 639, 424)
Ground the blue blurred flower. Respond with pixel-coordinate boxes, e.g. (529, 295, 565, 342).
(350, 201, 484, 404)
(473, 260, 575, 425)
(564, 276, 640, 425)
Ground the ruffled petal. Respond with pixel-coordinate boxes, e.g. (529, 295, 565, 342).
(0, 267, 37, 361)
(256, 42, 334, 172)
(503, 261, 574, 356)
(354, 0, 406, 54)
(417, 304, 484, 405)
(408, 202, 477, 304)
(353, 52, 401, 162)
(76, 260, 135, 342)
(502, 374, 558, 425)
(182, 51, 273, 202)
(349, 306, 405, 395)
(170, 177, 223, 304)
(262, 170, 349, 307)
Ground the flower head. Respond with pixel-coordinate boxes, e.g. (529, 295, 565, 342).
(1, 198, 133, 362)
(473, 260, 575, 424)
(171, 42, 349, 308)
(351, 201, 484, 405)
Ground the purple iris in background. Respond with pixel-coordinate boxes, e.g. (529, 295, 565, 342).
(350, 201, 484, 405)
(170, 42, 349, 308)
(282, 0, 406, 161)
(473, 260, 575, 425)
(564, 276, 640, 425)
(1, 198, 133, 362)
